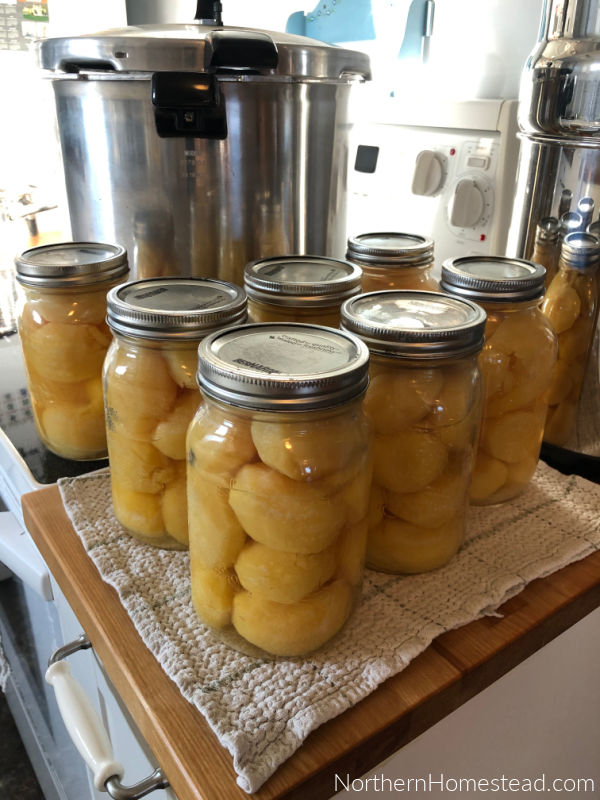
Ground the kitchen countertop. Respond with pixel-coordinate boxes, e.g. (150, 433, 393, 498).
(22, 485, 600, 800)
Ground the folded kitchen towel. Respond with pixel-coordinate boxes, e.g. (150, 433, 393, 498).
(58, 462, 600, 793)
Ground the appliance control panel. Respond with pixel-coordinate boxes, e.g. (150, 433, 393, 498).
(346, 105, 518, 277)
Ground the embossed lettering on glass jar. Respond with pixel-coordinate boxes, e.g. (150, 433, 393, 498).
(441, 256, 558, 505)
(15, 241, 129, 460)
(346, 232, 439, 292)
(341, 291, 485, 574)
(243, 255, 362, 327)
(542, 232, 600, 448)
(104, 277, 247, 550)
(188, 323, 372, 657)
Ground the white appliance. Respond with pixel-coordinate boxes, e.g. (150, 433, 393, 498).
(0, 333, 173, 800)
(346, 97, 520, 275)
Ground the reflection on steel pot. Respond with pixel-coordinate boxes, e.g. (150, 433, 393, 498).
(39, 3, 370, 284)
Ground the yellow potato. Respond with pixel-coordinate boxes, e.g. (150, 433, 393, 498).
(367, 515, 463, 573)
(228, 463, 344, 554)
(152, 389, 200, 460)
(505, 454, 538, 489)
(190, 562, 238, 629)
(105, 344, 178, 438)
(557, 317, 593, 363)
(250, 412, 366, 481)
(161, 467, 189, 546)
(368, 484, 385, 530)
(163, 347, 199, 390)
(373, 430, 448, 494)
(363, 368, 442, 433)
(187, 409, 257, 481)
(544, 401, 578, 446)
(385, 469, 466, 528)
(479, 347, 515, 401)
(26, 370, 90, 406)
(111, 480, 164, 538)
(26, 321, 109, 383)
(41, 402, 107, 459)
(232, 579, 353, 656)
(482, 410, 543, 464)
(336, 520, 368, 585)
(469, 453, 508, 503)
(108, 429, 175, 493)
(543, 283, 581, 334)
(437, 404, 480, 451)
(329, 456, 373, 525)
(31, 288, 109, 325)
(547, 359, 574, 406)
(187, 468, 246, 568)
(427, 366, 474, 427)
(234, 541, 337, 603)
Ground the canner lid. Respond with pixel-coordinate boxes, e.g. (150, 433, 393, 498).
(39, 22, 371, 80)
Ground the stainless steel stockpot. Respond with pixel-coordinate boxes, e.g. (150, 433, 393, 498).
(40, 6, 370, 284)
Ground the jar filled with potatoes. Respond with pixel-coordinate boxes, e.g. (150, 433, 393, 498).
(341, 290, 485, 574)
(441, 256, 557, 505)
(15, 242, 129, 460)
(244, 255, 362, 327)
(346, 232, 439, 293)
(188, 323, 372, 657)
(104, 277, 247, 550)
(541, 231, 600, 448)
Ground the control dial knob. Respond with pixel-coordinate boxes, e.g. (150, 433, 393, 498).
(448, 178, 486, 228)
(412, 150, 444, 197)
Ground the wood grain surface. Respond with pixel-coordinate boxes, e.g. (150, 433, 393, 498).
(22, 486, 600, 800)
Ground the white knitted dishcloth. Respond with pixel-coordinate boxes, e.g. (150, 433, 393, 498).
(58, 463, 600, 793)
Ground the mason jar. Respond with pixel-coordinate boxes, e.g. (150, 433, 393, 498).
(187, 323, 372, 657)
(15, 241, 128, 460)
(441, 257, 558, 505)
(104, 278, 247, 550)
(341, 291, 485, 574)
(346, 232, 439, 293)
(542, 232, 600, 447)
(243, 255, 362, 327)
(531, 217, 560, 289)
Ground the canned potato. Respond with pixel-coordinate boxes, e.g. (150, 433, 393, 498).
(15, 242, 128, 460)
(188, 324, 372, 656)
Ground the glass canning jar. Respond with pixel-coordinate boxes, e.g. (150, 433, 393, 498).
(542, 232, 600, 447)
(243, 255, 362, 327)
(346, 232, 439, 292)
(187, 323, 372, 657)
(104, 277, 247, 550)
(341, 291, 485, 574)
(441, 256, 558, 505)
(531, 217, 560, 289)
(15, 241, 129, 460)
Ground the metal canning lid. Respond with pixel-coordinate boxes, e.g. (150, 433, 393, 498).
(440, 256, 546, 302)
(535, 217, 560, 243)
(346, 232, 434, 267)
(15, 242, 128, 288)
(340, 290, 486, 358)
(243, 256, 362, 307)
(560, 231, 600, 269)
(197, 323, 370, 410)
(107, 277, 247, 340)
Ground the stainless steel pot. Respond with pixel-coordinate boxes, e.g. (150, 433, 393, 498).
(509, 0, 600, 459)
(39, 4, 370, 284)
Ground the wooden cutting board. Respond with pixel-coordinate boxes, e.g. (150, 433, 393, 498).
(22, 485, 600, 800)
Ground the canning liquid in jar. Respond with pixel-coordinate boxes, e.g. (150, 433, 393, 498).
(531, 217, 560, 289)
(244, 255, 362, 327)
(104, 277, 247, 550)
(341, 291, 485, 574)
(188, 323, 372, 657)
(346, 232, 439, 292)
(542, 232, 600, 447)
(15, 242, 129, 460)
(441, 257, 558, 505)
